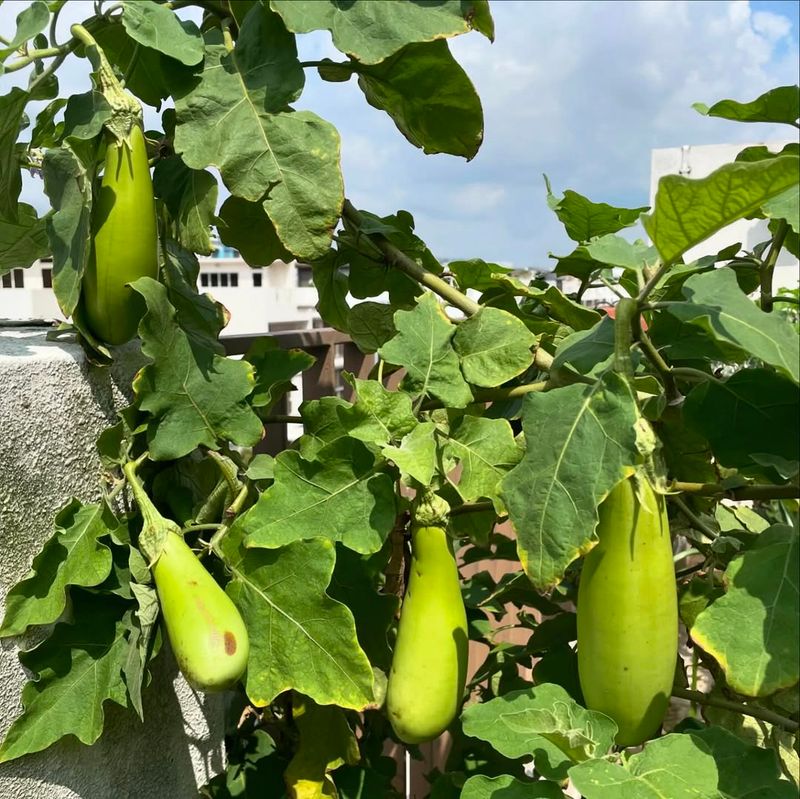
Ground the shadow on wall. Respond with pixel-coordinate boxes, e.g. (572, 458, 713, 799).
(0, 644, 227, 799)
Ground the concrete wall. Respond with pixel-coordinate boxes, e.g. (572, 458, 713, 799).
(0, 327, 226, 798)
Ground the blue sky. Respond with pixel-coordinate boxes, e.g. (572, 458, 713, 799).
(3, 0, 799, 269)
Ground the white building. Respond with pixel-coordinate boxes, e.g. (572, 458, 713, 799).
(0, 241, 322, 337)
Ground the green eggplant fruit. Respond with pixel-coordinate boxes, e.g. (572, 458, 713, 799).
(577, 475, 678, 746)
(153, 531, 249, 692)
(83, 123, 158, 345)
(386, 522, 468, 744)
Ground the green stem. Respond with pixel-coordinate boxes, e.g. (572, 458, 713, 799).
(636, 327, 682, 404)
(182, 523, 223, 534)
(671, 367, 720, 383)
(637, 259, 673, 303)
(3, 46, 69, 73)
(262, 414, 304, 425)
(449, 501, 496, 517)
(672, 496, 718, 541)
(342, 200, 481, 317)
(671, 687, 799, 732)
(613, 297, 637, 379)
(760, 219, 788, 313)
(210, 484, 250, 553)
(772, 295, 800, 306)
(672, 481, 800, 500)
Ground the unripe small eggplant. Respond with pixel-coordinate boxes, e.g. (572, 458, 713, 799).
(153, 531, 249, 692)
(577, 475, 678, 746)
(386, 522, 468, 744)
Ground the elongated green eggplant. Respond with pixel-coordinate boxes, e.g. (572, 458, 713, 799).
(153, 530, 249, 692)
(386, 517, 468, 744)
(83, 123, 158, 345)
(577, 475, 678, 746)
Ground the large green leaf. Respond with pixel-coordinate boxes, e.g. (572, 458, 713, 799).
(120, 0, 204, 65)
(692, 525, 799, 697)
(173, 11, 342, 260)
(693, 85, 799, 125)
(41, 143, 94, 317)
(153, 158, 217, 255)
(0, 87, 26, 222)
(160, 241, 227, 355)
(352, 39, 483, 159)
(584, 235, 658, 272)
(643, 156, 800, 263)
(0, 593, 132, 764)
(328, 545, 398, 671)
(382, 421, 438, 486)
(461, 683, 617, 780)
(667, 268, 799, 383)
(216, 195, 293, 267)
(691, 726, 797, 799)
(0, 1, 49, 62)
(0, 500, 116, 638)
(131, 277, 263, 460)
(245, 337, 316, 413)
(683, 369, 799, 475)
(338, 377, 418, 445)
(453, 307, 537, 388)
(347, 301, 397, 353)
(233, 438, 396, 554)
(568, 733, 718, 799)
(221, 533, 374, 710)
(0, 203, 49, 274)
(445, 416, 523, 509)
(93, 21, 172, 108)
(378, 292, 473, 408)
(545, 177, 647, 243)
(271, 0, 491, 65)
(501, 372, 640, 588)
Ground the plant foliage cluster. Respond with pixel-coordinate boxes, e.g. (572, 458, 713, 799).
(0, 2, 798, 797)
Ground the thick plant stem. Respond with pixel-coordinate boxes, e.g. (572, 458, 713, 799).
(342, 201, 481, 317)
(613, 297, 636, 379)
(672, 687, 799, 732)
(672, 481, 800, 500)
(760, 219, 788, 313)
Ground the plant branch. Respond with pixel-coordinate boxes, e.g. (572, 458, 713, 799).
(671, 687, 799, 732)
(342, 200, 481, 317)
(637, 259, 673, 304)
(672, 481, 800, 500)
(449, 501, 496, 517)
(4, 46, 70, 72)
(772, 295, 800, 306)
(635, 326, 682, 405)
(760, 219, 788, 313)
(672, 495, 718, 540)
(262, 414, 303, 424)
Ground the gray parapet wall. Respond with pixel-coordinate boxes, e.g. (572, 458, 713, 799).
(0, 327, 226, 798)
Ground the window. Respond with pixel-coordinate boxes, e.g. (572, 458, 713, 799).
(1, 270, 24, 289)
(230, 273, 238, 287)
(200, 273, 209, 287)
(210, 273, 219, 287)
(220, 273, 229, 287)
(253, 272, 262, 287)
(297, 265, 314, 287)
(42, 268, 52, 288)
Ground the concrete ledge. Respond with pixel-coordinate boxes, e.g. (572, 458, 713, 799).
(0, 327, 226, 798)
